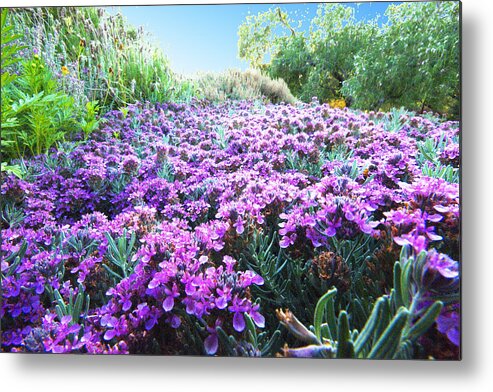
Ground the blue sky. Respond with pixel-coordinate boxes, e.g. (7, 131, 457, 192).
(114, 2, 398, 76)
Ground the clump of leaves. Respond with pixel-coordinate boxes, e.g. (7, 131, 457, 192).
(277, 246, 455, 359)
(103, 229, 137, 282)
(3, 54, 77, 158)
(80, 100, 102, 140)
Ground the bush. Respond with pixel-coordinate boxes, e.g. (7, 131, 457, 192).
(2, 54, 78, 159)
(342, 2, 460, 118)
(195, 69, 296, 104)
(238, 2, 460, 119)
(1, 9, 80, 160)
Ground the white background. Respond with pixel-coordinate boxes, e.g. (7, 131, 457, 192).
(1, 0, 491, 391)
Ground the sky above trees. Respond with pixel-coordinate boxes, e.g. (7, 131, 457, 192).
(118, 2, 397, 75)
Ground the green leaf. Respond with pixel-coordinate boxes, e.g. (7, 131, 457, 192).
(407, 301, 443, 341)
(354, 297, 386, 356)
(336, 311, 354, 358)
(368, 307, 409, 359)
(313, 287, 337, 342)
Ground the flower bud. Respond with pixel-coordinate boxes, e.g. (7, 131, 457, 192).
(419, 249, 459, 295)
(276, 309, 320, 345)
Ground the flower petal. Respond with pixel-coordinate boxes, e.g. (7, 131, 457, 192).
(233, 312, 245, 332)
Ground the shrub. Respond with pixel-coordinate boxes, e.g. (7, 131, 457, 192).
(2, 54, 78, 158)
(238, 2, 460, 119)
(2, 9, 80, 160)
(1, 8, 25, 164)
(342, 2, 460, 118)
(195, 68, 296, 104)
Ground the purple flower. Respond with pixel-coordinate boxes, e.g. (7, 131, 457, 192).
(233, 217, 245, 235)
(420, 249, 459, 294)
(280, 233, 297, 248)
(247, 304, 265, 328)
(204, 319, 222, 355)
(163, 283, 180, 312)
(436, 307, 460, 347)
(222, 255, 236, 274)
(229, 297, 247, 332)
(215, 287, 231, 309)
(394, 234, 427, 254)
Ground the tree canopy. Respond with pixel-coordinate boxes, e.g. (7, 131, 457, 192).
(237, 2, 460, 118)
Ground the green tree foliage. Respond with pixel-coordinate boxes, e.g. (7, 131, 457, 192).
(268, 34, 311, 98)
(342, 2, 460, 117)
(238, 2, 460, 118)
(237, 7, 297, 71)
(237, 5, 380, 104)
(305, 4, 379, 103)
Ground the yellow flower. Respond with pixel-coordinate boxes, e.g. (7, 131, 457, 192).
(61, 65, 69, 76)
(328, 98, 346, 109)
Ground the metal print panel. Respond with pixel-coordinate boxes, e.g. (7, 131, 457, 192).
(0, 1, 461, 359)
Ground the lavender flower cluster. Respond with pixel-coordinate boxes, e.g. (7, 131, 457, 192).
(1, 99, 460, 355)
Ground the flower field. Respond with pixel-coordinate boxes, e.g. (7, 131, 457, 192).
(1, 99, 460, 358)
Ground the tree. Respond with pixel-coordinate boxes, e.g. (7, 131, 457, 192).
(238, 2, 460, 118)
(342, 2, 460, 117)
(238, 4, 378, 103)
(237, 7, 297, 71)
(302, 4, 378, 102)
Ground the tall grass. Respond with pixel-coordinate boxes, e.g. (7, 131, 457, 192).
(10, 7, 195, 112)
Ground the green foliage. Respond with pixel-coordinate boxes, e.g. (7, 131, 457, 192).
(284, 149, 322, 178)
(1, 8, 26, 164)
(238, 2, 459, 118)
(0, 162, 25, 179)
(268, 35, 311, 97)
(325, 143, 354, 162)
(213, 126, 229, 150)
(195, 68, 295, 104)
(1, 202, 25, 229)
(374, 107, 412, 133)
(157, 160, 175, 182)
(80, 100, 102, 140)
(417, 134, 459, 183)
(277, 246, 446, 359)
(52, 283, 90, 326)
(1, 9, 26, 89)
(238, 4, 378, 103)
(2, 55, 77, 159)
(103, 229, 137, 281)
(239, 229, 325, 325)
(333, 161, 360, 180)
(10, 7, 196, 112)
(240, 230, 292, 305)
(65, 231, 99, 256)
(0, 240, 27, 278)
(215, 314, 283, 357)
(237, 8, 296, 70)
(301, 4, 379, 103)
(342, 2, 460, 118)
(422, 162, 459, 183)
(313, 288, 337, 343)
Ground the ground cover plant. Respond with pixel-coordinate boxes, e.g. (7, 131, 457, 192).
(1, 4, 460, 359)
(1, 99, 460, 357)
